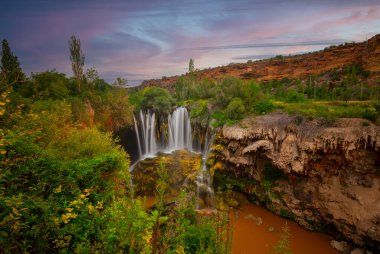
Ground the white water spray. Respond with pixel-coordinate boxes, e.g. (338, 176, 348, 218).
(135, 110, 158, 159)
(133, 107, 193, 159)
(168, 107, 193, 152)
(196, 134, 215, 210)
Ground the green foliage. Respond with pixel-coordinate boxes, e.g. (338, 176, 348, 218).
(272, 223, 293, 254)
(49, 128, 123, 159)
(128, 87, 144, 109)
(0, 39, 25, 89)
(214, 76, 245, 108)
(175, 76, 192, 101)
(225, 97, 245, 120)
(246, 80, 261, 98)
(29, 71, 70, 99)
(276, 101, 379, 123)
(189, 99, 209, 128)
(211, 111, 237, 127)
(362, 108, 378, 122)
(254, 99, 274, 114)
(0, 123, 130, 252)
(182, 222, 216, 253)
(283, 91, 305, 103)
(141, 86, 175, 115)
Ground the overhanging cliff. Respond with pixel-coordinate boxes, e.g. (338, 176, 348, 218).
(211, 113, 380, 250)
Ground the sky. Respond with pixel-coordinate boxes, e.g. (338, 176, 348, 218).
(1, 0, 380, 86)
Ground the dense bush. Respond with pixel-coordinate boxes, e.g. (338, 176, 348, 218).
(254, 99, 274, 114)
(284, 90, 306, 103)
(276, 101, 379, 123)
(141, 86, 175, 115)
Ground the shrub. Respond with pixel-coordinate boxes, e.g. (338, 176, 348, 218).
(189, 100, 209, 128)
(254, 99, 274, 114)
(225, 98, 245, 120)
(284, 91, 306, 103)
(362, 108, 378, 122)
(49, 128, 125, 160)
(183, 223, 216, 253)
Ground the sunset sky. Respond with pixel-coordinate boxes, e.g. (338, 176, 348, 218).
(1, 0, 379, 85)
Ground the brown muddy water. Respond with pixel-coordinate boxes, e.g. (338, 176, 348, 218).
(231, 204, 339, 254)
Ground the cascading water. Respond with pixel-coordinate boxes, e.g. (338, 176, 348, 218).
(133, 115, 142, 159)
(167, 107, 193, 152)
(133, 110, 158, 159)
(196, 134, 215, 210)
(133, 107, 193, 160)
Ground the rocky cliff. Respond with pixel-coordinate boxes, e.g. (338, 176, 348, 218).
(211, 113, 380, 251)
(141, 34, 380, 90)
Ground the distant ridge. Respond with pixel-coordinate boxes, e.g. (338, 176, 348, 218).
(141, 34, 380, 89)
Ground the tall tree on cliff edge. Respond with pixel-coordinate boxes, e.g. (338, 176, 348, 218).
(68, 35, 85, 93)
(188, 58, 194, 74)
(0, 39, 25, 91)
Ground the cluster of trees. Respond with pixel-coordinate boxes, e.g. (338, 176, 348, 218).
(0, 38, 132, 131)
(0, 38, 233, 253)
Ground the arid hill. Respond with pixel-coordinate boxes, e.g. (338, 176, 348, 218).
(141, 34, 380, 89)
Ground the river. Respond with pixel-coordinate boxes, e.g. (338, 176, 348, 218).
(231, 204, 339, 254)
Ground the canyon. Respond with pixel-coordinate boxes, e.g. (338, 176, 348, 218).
(210, 113, 380, 251)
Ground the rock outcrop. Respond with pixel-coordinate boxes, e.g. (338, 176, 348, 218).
(212, 113, 380, 251)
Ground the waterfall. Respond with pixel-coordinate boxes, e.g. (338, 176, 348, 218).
(134, 110, 158, 159)
(132, 107, 215, 210)
(133, 107, 193, 160)
(196, 134, 215, 210)
(168, 107, 193, 152)
(133, 115, 142, 159)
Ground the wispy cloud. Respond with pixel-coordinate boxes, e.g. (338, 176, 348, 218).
(0, 0, 379, 83)
(183, 40, 347, 51)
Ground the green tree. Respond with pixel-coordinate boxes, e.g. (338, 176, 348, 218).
(68, 35, 85, 93)
(112, 77, 127, 87)
(31, 70, 70, 99)
(141, 87, 175, 115)
(0, 39, 25, 90)
(188, 58, 195, 74)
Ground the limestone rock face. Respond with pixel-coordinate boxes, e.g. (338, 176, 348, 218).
(214, 113, 380, 250)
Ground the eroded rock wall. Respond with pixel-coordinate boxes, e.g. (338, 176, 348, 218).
(212, 113, 380, 250)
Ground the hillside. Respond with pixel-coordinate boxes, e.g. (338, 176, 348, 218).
(141, 34, 380, 89)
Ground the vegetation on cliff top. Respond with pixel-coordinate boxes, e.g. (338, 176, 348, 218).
(131, 61, 379, 127)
